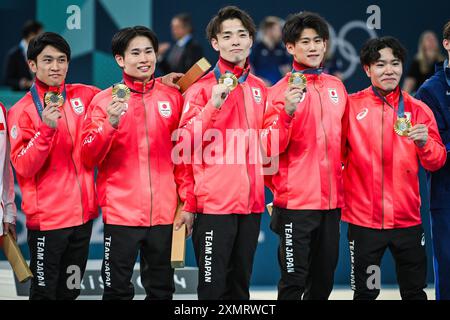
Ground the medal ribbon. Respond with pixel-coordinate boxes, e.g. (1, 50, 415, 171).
(30, 83, 66, 119)
(291, 67, 323, 75)
(372, 86, 405, 118)
(213, 63, 249, 85)
(116, 76, 155, 95)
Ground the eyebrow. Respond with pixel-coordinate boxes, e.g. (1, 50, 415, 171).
(130, 46, 154, 51)
(221, 29, 248, 35)
(42, 55, 66, 59)
(299, 36, 322, 41)
(375, 58, 400, 63)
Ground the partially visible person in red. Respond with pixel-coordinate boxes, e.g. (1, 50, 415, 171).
(262, 11, 348, 300)
(342, 36, 446, 300)
(0, 102, 16, 240)
(81, 26, 190, 300)
(177, 6, 267, 300)
(7, 32, 100, 300)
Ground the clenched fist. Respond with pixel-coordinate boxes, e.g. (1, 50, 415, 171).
(107, 98, 127, 128)
(42, 102, 62, 128)
(211, 84, 231, 109)
(284, 85, 306, 116)
(408, 124, 428, 147)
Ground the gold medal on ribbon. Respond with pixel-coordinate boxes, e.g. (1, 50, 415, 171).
(394, 117, 412, 137)
(288, 72, 307, 90)
(44, 91, 64, 107)
(112, 83, 130, 101)
(218, 73, 238, 90)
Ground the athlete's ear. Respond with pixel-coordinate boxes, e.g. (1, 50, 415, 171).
(363, 65, 371, 78)
(115, 54, 125, 68)
(286, 42, 295, 56)
(28, 60, 37, 74)
(211, 37, 219, 52)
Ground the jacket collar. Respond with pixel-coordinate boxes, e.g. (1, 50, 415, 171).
(370, 85, 401, 109)
(33, 77, 66, 95)
(217, 56, 250, 79)
(292, 59, 323, 76)
(122, 72, 155, 93)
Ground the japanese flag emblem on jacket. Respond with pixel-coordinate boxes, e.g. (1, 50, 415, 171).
(328, 88, 339, 104)
(70, 98, 84, 114)
(158, 101, 172, 118)
(252, 87, 262, 104)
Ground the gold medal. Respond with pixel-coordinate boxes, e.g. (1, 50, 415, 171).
(44, 91, 64, 107)
(288, 72, 307, 89)
(394, 117, 412, 137)
(218, 73, 238, 90)
(112, 83, 130, 101)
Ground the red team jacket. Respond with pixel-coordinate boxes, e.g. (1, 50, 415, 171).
(7, 78, 100, 230)
(179, 58, 267, 214)
(342, 86, 446, 229)
(262, 66, 348, 210)
(81, 73, 186, 227)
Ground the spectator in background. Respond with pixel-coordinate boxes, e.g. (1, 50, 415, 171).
(323, 38, 344, 80)
(403, 30, 444, 94)
(3, 20, 43, 91)
(250, 16, 291, 86)
(157, 13, 203, 74)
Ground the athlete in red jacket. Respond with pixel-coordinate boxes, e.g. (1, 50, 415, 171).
(0, 102, 17, 239)
(262, 12, 347, 300)
(176, 6, 267, 300)
(342, 37, 446, 300)
(81, 26, 188, 300)
(7, 32, 99, 300)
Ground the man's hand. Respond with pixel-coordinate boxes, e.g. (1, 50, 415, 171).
(161, 72, 184, 90)
(107, 98, 127, 129)
(174, 211, 194, 238)
(211, 84, 231, 109)
(42, 102, 62, 128)
(3, 223, 16, 240)
(284, 85, 305, 116)
(408, 124, 428, 147)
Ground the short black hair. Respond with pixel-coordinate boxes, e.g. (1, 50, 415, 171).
(443, 20, 450, 40)
(206, 6, 256, 41)
(360, 36, 407, 66)
(22, 20, 43, 38)
(174, 13, 193, 33)
(112, 26, 159, 57)
(27, 32, 71, 62)
(282, 11, 329, 45)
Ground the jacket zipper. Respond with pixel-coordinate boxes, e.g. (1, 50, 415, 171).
(314, 80, 332, 209)
(242, 86, 252, 212)
(62, 108, 85, 224)
(142, 95, 154, 225)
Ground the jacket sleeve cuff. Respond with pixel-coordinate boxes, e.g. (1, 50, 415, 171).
(183, 200, 197, 213)
(39, 122, 57, 140)
(203, 100, 220, 124)
(415, 138, 431, 153)
(103, 117, 119, 137)
(279, 108, 295, 127)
